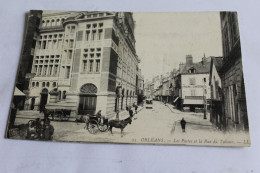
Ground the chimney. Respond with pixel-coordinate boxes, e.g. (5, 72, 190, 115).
(179, 62, 184, 72)
(186, 55, 193, 66)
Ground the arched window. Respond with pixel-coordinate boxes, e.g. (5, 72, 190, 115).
(62, 91, 66, 99)
(46, 82, 50, 87)
(80, 83, 97, 94)
(36, 82, 39, 87)
(32, 82, 35, 87)
(42, 82, 45, 87)
(53, 82, 56, 87)
(41, 20, 45, 27)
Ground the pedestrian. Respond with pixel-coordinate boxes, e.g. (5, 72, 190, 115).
(180, 118, 186, 132)
(129, 106, 133, 118)
(133, 102, 138, 114)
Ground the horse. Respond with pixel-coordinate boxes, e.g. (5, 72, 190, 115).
(108, 117, 132, 135)
(40, 106, 55, 120)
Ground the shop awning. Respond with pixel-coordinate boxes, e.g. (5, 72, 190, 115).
(14, 87, 25, 96)
(183, 99, 203, 105)
(173, 97, 179, 103)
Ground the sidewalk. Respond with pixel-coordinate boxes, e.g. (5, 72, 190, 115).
(108, 106, 144, 120)
(15, 106, 145, 123)
(164, 103, 212, 126)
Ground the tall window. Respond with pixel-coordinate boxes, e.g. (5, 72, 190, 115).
(71, 26, 75, 33)
(53, 65, 58, 76)
(86, 31, 90, 41)
(92, 30, 96, 40)
(38, 66, 42, 75)
(82, 60, 87, 72)
(65, 66, 70, 78)
(89, 60, 93, 72)
(68, 50, 73, 59)
(96, 60, 100, 72)
(98, 29, 103, 40)
(48, 65, 53, 75)
(82, 48, 101, 73)
(189, 77, 196, 85)
(34, 65, 38, 73)
(43, 66, 47, 76)
(69, 40, 74, 48)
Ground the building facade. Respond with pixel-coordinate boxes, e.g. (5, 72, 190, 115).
(25, 11, 140, 118)
(179, 55, 211, 112)
(17, 10, 42, 110)
(209, 57, 223, 129)
(219, 12, 249, 131)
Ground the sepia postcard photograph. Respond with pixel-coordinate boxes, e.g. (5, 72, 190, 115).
(5, 10, 251, 147)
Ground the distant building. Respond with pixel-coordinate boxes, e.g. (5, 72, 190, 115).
(219, 12, 249, 131)
(180, 55, 211, 112)
(136, 68, 144, 104)
(26, 11, 140, 118)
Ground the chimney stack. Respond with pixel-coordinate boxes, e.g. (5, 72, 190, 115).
(186, 55, 193, 66)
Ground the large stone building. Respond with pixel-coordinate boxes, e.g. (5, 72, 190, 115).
(25, 11, 140, 118)
(219, 12, 249, 131)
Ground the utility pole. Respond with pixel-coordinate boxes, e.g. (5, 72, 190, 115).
(203, 77, 207, 119)
(116, 85, 122, 120)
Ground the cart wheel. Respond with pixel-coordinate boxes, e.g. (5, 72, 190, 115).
(87, 120, 99, 134)
(55, 111, 63, 121)
(98, 123, 108, 132)
(65, 114, 70, 121)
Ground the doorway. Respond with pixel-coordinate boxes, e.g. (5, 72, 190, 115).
(78, 83, 98, 115)
(40, 88, 48, 109)
(31, 97, 35, 110)
(78, 95, 97, 115)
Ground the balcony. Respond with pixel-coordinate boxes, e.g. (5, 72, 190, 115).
(39, 25, 64, 32)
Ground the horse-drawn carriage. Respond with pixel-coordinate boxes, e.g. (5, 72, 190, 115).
(26, 118, 54, 140)
(42, 107, 71, 121)
(85, 115, 109, 134)
(84, 115, 132, 135)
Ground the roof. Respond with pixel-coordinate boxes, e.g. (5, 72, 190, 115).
(212, 57, 223, 72)
(209, 57, 223, 85)
(181, 60, 211, 74)
(14, 87, 25, 96)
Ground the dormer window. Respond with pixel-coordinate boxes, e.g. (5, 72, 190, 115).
(189, 68, 196, 73)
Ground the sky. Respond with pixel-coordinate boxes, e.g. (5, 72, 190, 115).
(133, 12, 223, 81)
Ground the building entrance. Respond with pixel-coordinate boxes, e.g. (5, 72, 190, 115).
(78, 96, 97, 115)
(40, 88, 48, 109)
(78, 83, 98, 115)
(30, 97, 35, 110)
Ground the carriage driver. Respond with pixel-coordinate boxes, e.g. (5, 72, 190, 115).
(95, 110, 102, 123)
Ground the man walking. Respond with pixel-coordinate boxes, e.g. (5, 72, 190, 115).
(129, 106, 134, 118)
(133, 103, 138, 114)
(180, 118, 186, 132)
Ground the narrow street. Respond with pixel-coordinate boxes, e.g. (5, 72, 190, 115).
(11, 101, 249, 146)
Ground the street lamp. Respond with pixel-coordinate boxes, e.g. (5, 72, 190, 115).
(116, 85, 122, 120)
(203, 77, 207, 119)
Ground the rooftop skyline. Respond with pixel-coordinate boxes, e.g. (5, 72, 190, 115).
(134, 12, 223, 81)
